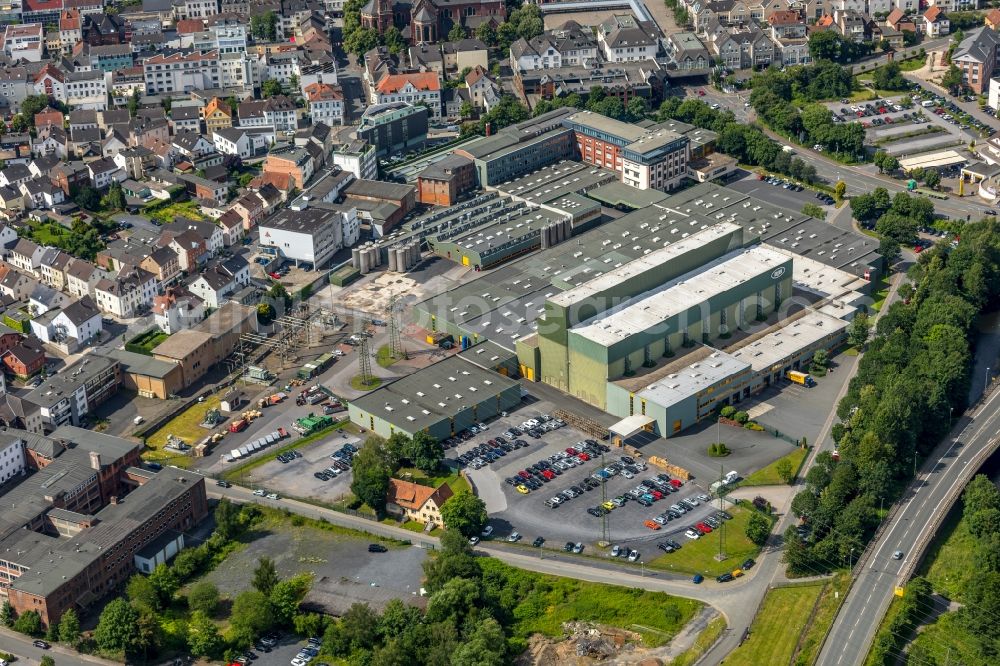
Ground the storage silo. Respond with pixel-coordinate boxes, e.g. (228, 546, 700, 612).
(352, 248, 362, 269)
(387, 248, 398, 272)
(540, 225, 549, 250)
(359, 249, 370, 274)
(396, 247, 408, 271)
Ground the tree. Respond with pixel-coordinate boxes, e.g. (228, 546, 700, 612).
(94, 598, 140, 656)
(345, 27, 380, 57)
(252, 556, 280, 596)
(339, 603, 380, 652)
(126, 573, 160, 611)
(261, 79, 283, 98)
(251, 10, 278, 41)
(448, 23, 466, 41)
(423, 529, 481, 593)
(450, 616, 506, 666)
(834, 180, 847, 203)
(270, 578, 307, 626)
(230, 590, 273, 641)
(127, 89, 140, 118)
(257, 302, 275, 324)
(873, 61, 908, 90)
(58, 608, 81, 646)
(104, 180, 126, 210)
(188, 581, 219, 615)
(809, 30, 844, 62)
(186, 610, 223, 657)
(293, 612, 326, 638)
(874, 151, 899, 174)
(812, 348, 829, 370)
(406, 431, 444, 474)
(475, 23, 496, 46)
(350, 439, 393, 515)
(384, 26, 405, 54)
(626, 96, 649, 121)
(440, 491, 488, 537)
(13, 610, 41, 636)
(149, 562, 179, 606)
(941, 64, 964, 91)
(0, 600, 14, 627)
(802, 203, 827, 220)
(776, 458, 794, 484)
(924, 170, 941, 189)
(848, 312, 871, 348)
(378, 598, 423, 642)
(40, 657, 54, 666)
(73, 185, 101, 211)
(459, 100, 475, 119)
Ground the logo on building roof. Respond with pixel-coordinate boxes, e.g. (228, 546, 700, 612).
(771, 267, 786, 279)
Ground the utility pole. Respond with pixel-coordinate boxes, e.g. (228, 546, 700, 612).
(357, 321, 374, 387)
(388, 294, 404, 360)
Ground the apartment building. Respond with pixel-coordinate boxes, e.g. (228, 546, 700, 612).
(143, 50, 221, 95)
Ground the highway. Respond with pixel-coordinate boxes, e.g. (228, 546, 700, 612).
(819, 378, 1000, 666)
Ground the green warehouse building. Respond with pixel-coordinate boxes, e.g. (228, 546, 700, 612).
(347, 355, 522, 440)
(527, 223, 793, 409)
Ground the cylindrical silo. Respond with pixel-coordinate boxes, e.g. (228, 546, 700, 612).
(409, 242, 419, 267)
(387, 248, 398, 272)
(395, 248, 407, 271)
(555, 221, 565, 244)
(352, 248, 361, 269)
(540, 226, 549, 250)
(367, 248, 377, 270)
(563, 218, 573, 239)
(359, 250, 370, 274)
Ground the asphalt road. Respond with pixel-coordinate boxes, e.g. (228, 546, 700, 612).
(819, 374, 1000, 666)
(0, 628, 113, 666)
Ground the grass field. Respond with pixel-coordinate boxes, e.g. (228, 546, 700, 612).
(919, 506, 974, 601)
(739, 446, 808, 487)
(127, 327, 169, 354)
(376, 345, 402, 368)
(647, 505, 764, 577)
(723, 583, 825, 666)
(143, 393, 224, 468)
(145, 200, 208, 224)
(794, 573, 851, 665)
(899, 56, 926, 72)
(870, 276, 891, 311)
(478, 558, 702, 648)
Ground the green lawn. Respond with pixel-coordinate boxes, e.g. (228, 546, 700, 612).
(738, 446, 808, 487)
(723, 583, 825, 666)
(376, 345, 402, 368)
(898, 56, 926, 72)
(906, 607, 981, 666)
(648, 505, 765, 577)
(127, 327, 169, 354)
(350, 375, 382, 391)
(145, 199, 208, 224)
(395, 466, 472, 496)
(869, 276, 891, 311)
(144, 393, 224, 468)
(479, 558, 702, 648)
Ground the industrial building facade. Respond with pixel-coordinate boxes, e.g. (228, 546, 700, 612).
(348, 355, 522, 440)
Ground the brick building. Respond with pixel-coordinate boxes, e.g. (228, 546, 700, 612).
(416, 154, 475, 206)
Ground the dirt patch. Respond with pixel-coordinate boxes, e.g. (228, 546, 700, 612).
(342, 272, 420, 316)
(516, 623, 646, 666)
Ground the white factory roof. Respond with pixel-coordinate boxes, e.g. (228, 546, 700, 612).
(571, 245, 790, 347)
(549, 222, 742, 308)
(638, 350, 751, 409)
(764, 244, 871, 299)
(728, 310, 849, 372)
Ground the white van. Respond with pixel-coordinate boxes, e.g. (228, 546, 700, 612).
(921, 100, 935, 108)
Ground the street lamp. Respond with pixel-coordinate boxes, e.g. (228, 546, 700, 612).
(987, 367, 992, 395)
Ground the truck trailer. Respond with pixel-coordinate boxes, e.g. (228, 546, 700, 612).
(786, 370, 816, 387)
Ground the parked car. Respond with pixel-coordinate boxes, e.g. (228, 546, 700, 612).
(368, 543, 387, 553)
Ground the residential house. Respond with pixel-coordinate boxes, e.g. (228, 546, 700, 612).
(20, 179, 65, 210)
(65, 259, 102, 298)
(139, 246, 182, 285)
(186, 255, 250, 308)
(203, 97, 233, 134)
(666, 32, 709, 70)
(303, 82, 345, 127)
(0, 270, 34, 300)
(2, 338, 45, 378)
(172, 131, 216, 159)
(384, 478, 453, 527)
(263, 147, 315, 189)
(87, 158, 123, 190)
(166, 229, 208, 271)
(212, 127, 273, 159)
(29, 296, 102, 352)
(175, 218, 224, 256)
(152, 286, 204, 334)
(442, 38, 489, 72)
(32, 125, 68, 159)
(238, 96, 298, 132)
(371, 73, 442, 119)
(217, 210, 245, 246)
(170, 105, 203, 134)
(93, 268, 158, 317)
(36, 249, 74, 289)
(923, 6, 950, 38)
(8, 239, 44, 273)
(597, 14, 660, 63)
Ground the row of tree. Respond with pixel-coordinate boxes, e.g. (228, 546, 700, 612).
(784, 218, 1000, 575)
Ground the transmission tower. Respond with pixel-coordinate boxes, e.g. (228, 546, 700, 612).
(357, 322, 375, 387)
(387, 294, 404, 360)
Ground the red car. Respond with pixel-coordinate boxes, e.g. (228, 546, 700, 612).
(541, 469, 555, 480)
(669, 479, 683, 488)
(518, 471, 531, 480)
(651, 490, 663, 500)
(914, 245, 923, 253)
(697, 89, 705, 96)
(565, 447, 578, 455)
(268, 271, 281, 279)
(696, 522, 713, 534)
(878, 107, 887, 114)
(577, 452, 590, 461)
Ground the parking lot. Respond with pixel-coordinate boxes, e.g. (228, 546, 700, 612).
(242, 432, 360, 503)
(727, 171, 835, 212)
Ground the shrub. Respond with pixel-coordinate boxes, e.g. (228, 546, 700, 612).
(720, 406, 736, 419)
(708, 442, 731, 457)
(734, 411, 750, 424)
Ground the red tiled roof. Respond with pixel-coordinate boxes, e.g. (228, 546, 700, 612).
(924, 6, 943, 21)
(376, 72, 440, 94)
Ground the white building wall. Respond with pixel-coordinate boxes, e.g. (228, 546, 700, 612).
(0, 435, 25, 486)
